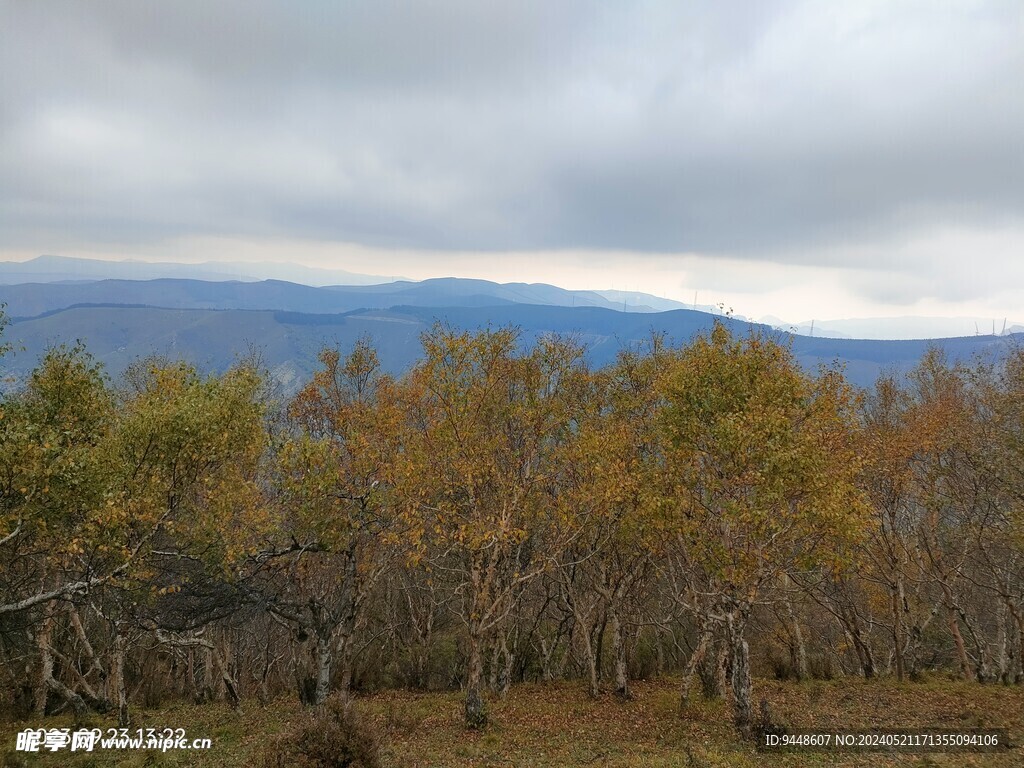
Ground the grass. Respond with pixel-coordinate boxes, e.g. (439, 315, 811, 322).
(2, 676, 1022, 767)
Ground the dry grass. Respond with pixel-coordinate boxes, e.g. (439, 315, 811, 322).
(2, 676, 1022, 767)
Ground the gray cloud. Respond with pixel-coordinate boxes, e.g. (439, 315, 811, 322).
(2, 0, 1022, 278)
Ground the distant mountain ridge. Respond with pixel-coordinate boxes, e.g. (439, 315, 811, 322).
(4, 256, 1019, 340)
(770, 315, 1024, 340)
(0, 254, 398, 286)
(1, 260, 1019, 394)
(2, 302, 1018, 394)
(0, 276, 684, 319)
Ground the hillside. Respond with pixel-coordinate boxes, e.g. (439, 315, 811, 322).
(2, 302, 1017, 392)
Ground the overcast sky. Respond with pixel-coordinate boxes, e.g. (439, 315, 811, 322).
(2, 1, 1023, 328)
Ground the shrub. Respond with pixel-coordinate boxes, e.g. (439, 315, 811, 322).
(262, 695, 380, 768)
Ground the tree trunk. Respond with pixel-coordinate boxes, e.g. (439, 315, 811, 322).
(996, 603, 1010, 684)
(539, 637, 555, 682)
(727, 607, 753, 733)
(68, 605, 105, 680)
(488, 637, 501, 692)
(212, 644, 241, 710)
(945, 604, 972, 681)
(336, 632, 354, 703)
(594, 614, 607, 682)
(49, 645, 108, 713)
(555, 624, 573, 681)
(893, 575, 906, 683)
(464, 632, 487, 728)
(201, 645, 215, 701)
(784, 599, 808, 681)
(903, 605, 937, 679)
(407, 581, 434, 690)
(313, 634, 332, 706)
(1006, 600, 1024, 683)
(186, 649, 197, 700)
(698, 632, 728, 699)
(610, 608, 630, 699)
(680, 627, 712, 710)
(577, 616, 600, 698)
(498, 635, 513, 698)
(840, 603, 876, 679)
(111, 632, 129, 726)
(45, 675, 89, 718)
(34, 603, 55, 716)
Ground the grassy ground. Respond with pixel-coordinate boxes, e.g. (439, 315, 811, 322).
(2, 676, 1021, 767)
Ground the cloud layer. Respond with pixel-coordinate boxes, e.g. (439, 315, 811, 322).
(2, 1, 1023, 316)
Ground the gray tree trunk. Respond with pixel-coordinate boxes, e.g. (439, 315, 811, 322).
(784, 598, 808, 681)
(893, 575, 906, 682)
(313, 635, 333, 706)
(577, 617, 600, 697)
(680, 628, 712, 710)
(112, 632, 130, 726)
(699, 633, 727, 700)
(611, 608, 630, 699)
(34, 604, 54, 716)
(464, 633, 487, 728)
(498, 635, 513, 698)
(727, 607, 753, 732)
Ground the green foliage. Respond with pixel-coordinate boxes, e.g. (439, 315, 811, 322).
(112, 361, 268, 573)
(0, 343, 113, 569)
(0, 352, 267, 626)
(403, 324, 583, 558)
(658, 321, 868, 588)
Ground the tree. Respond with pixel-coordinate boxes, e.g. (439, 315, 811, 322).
(555, 341, 667, 699)
(104, 360, 267, 720)
(975, 347, 1024, 682)
(266, 341, 404, 705)
(398, 325, 581, 727)
(0, 345, 116, 715)
(876, 350, 995, 682)
(658, 322, 867, 731)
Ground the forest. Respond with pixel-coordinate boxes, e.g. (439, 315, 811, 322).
(2, 306, 1023, 751)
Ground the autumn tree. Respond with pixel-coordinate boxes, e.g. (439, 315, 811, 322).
(853, 372, 946, 682)
(974, 347, 1024, 681)
(657, 322, 867, 731)
(265, 341, 404, 705)
(0, 345, 117, 716)
(875, 350, 998, 682)
(66, 360, 265, 721)
(0, 347, 114, 614)
(555, 340, 669, 699)
(399, 325, 582, 727)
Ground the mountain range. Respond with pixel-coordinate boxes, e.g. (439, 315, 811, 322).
(0, 275, 688, 320)
(0, 256, 1019, 393)
(1, 294, 1016, 395)
(0, 254, 398, 287)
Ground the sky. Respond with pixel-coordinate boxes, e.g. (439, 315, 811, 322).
(2, 1, 1023, 330)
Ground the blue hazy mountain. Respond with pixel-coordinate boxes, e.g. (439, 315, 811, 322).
(0, 276, 680, 318)
(2, 299, 1017, 393)
(0, 254, 397, 286)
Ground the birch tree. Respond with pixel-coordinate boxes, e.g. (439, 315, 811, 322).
(266, 341, 404, 705)
(399, 325, 581, 727)
(658, 322, 867, 731)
